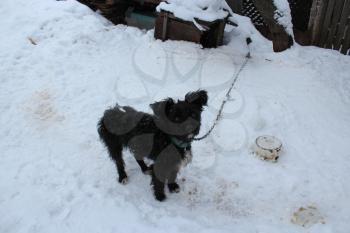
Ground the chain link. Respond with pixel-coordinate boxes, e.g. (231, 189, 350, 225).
(194, 51, 251, 141)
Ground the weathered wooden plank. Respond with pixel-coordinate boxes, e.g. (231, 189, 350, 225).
(167, 19, 202, 43)
(162, 12, 168, 41)
(334, 0, 350, 49)
(154, 12, 165, 40)
(312, 0, 330, 45)
(341, 25, 350, 54)
(309, 0, 323, 43)
(318, 0, 336, 47)
(325, 0, 346, 48)
(216, 20, 226, 46)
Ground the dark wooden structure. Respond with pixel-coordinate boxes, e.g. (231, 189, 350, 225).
(77, 0, 349, 54)
(154, 11, 227, 48)
(309, 0, 350, 55)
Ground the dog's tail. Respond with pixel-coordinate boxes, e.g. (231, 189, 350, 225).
(97, 117, 109, 141)
(97, 105, 125, 140)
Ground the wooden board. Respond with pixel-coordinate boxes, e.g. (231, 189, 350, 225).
(341, 25, 350, 54)
(325, 0, 346, 48)
(318, 0, 336, 46)
(334, 0, 350, 49)
(167, 20, 202, 43)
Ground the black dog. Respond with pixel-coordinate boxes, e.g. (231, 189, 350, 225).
(98, 90, 208, 201)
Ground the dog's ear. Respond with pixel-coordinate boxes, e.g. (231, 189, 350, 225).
(150, 98, 174, 117)
(185, 90, 208, 108)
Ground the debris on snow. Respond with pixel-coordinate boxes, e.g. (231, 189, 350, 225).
(291, 206, 326, 228)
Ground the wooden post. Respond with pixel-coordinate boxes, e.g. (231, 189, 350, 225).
(341, 24, 350, 54)
(252, 0, 293, 52)
(161, 12, 168, 41)
(335, 0, 350, 51)
(216, 20, 226, 46)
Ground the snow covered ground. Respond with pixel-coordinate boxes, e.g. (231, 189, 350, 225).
(1, 0, 350, 233)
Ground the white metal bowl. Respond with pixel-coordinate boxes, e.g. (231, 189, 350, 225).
(253, 135, 282, 162)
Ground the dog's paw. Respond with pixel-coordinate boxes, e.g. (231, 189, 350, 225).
(168, 183, 180, 193)
(118, 176, 128, 185)
(155, 192, 166, 202)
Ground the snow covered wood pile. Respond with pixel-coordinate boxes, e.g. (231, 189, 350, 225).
(154, 0, 231, 48)
(77, 0, 130, 24)
(77, 0, 163, 25)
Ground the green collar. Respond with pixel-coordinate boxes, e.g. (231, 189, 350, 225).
(170, 136, 191, 149)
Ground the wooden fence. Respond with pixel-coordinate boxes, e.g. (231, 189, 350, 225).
(309, 0, 350, 55)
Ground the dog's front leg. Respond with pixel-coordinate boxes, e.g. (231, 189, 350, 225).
(151, 170, 166, 201)
(168, 170, 180, 193)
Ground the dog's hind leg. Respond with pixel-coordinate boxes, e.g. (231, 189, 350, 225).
(98, 120, 128, 184)
(112, 147, 128, 184)
(106, 143, 128, 184)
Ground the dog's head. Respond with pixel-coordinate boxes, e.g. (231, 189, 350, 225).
(150, 90, 208, 143)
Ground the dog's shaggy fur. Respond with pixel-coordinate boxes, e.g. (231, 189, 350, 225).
(98, 90, 208, 201)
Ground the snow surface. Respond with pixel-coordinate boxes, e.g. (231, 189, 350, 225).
(1, 0, 350, 233)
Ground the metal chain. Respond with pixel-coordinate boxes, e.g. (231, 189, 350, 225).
(194, 50, 251, 141)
